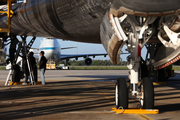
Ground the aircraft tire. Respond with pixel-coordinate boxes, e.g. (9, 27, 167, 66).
(141, 77, 154, 109)
(115, 77, 128, 109)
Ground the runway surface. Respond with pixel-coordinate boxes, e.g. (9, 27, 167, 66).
(0, 70, 180, 120)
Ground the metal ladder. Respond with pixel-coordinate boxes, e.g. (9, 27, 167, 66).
(26, 55, 35, 85)
(21, 36, 36, 85)
(5, 69, 13, 86)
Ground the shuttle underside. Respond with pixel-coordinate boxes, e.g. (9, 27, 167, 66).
(0, 0, 113, 43)
(0, 0, 180, 68)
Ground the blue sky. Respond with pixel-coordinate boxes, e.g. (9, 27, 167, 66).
(6, 36, 147, 61)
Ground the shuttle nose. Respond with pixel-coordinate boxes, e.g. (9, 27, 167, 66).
(112, 0, 180, 16)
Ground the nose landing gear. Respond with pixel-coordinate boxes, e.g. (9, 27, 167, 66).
(100, 11, 156, 111)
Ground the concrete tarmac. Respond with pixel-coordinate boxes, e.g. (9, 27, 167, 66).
(0, 70, 180, 120)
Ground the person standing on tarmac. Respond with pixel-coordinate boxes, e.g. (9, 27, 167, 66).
(39, 51, 47, 85)
(23, 52, 36, 85)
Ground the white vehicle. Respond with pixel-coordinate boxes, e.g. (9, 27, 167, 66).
(58, 64, 69, 70)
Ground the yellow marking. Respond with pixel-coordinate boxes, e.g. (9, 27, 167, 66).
(153, 82, 168, 85)
(0, 28, 9, 32)
(9, 82, 42, 85)
(65, 71, 113, 100)
(136, 114, 154, 120)
(112, 108, 158, 115)
(0, 11, 7, 14)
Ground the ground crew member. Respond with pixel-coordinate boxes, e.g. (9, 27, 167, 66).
(39, 51, 47, 85)
(23, 52, 36, 85)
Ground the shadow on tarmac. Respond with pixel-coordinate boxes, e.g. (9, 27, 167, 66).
(154, 84, 180, 113)
(1, 79, 180, 119)
(0, 81, 115, 119)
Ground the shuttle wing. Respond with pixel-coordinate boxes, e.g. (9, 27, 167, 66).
(60, 52, 129, 60)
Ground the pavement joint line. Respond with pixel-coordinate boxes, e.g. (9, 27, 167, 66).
(63, 111, 114, 114)
(136, 114, 154, 120)
(0, 101, 13, 104)
(10, 111, 114, 114)
(64, 71, 114, 100)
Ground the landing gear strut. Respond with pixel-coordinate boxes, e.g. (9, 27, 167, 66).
(101, 0, 180, 110)
(100, 12, 156, 109)
(125, 16, 155, 109)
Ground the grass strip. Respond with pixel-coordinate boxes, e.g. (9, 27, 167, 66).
(0, 67, 6, 70)
(172, 66, 180, 71)
(69, 66, 128, 70)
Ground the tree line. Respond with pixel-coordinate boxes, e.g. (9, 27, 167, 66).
(58, 60, 127, 66)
